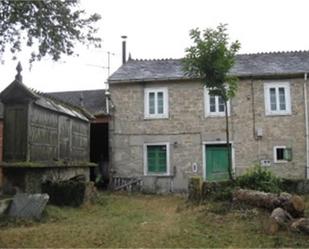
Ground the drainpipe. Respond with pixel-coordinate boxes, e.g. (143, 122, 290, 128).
(304, 73, 309, 179)
(105, 89, 110, 114)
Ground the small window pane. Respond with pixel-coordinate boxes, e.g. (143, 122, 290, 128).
(279, 87, 286, 111)
(157, 92, 164, 114)
(218, 96, 225, 112)
(276, 148, 285, 161)
(209, 95, 216, 112)
(270, 88, 277, 111)
(149, 92, 155, 114)
(147, 145, 167, 173)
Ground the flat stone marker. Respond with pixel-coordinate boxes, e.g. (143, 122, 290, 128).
(9, 193, 49, 219)
(0, 198, 12, 215)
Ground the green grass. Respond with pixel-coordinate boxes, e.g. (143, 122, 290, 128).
(0, 193, 309, 248)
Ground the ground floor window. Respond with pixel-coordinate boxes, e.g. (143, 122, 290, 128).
(273, 146, 289, 163)
(144, 143, 170, 175)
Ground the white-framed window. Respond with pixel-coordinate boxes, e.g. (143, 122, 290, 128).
(273, 146, 287, 163)
(264, 82, 291, 116)
(144, 87, 168, 119)
(144, 143, 170, 176)
(204, 87, 230, 117)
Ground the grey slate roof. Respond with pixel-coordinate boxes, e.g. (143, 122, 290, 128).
(48, 89, 107, 116)
(108, 51, 309, 83)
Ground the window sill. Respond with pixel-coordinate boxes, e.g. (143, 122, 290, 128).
(144, 115, 169, 120)
(273, 160, 288, 164)
(144, 173, 172, 177)
(205, 114, 230, 118)
(265, 112, 292, 116)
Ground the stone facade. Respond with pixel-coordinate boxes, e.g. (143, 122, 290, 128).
(109, 77, 308, 192)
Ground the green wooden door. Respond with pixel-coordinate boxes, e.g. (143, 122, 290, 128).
(205, 145, 230, 181)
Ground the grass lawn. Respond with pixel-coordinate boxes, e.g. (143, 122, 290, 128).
(0, 193, 309, 248)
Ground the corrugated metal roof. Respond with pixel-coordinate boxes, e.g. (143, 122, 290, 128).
(108, 51, 309, 83)
(0, 79, 93, 121)
(33, 90, 94, 121)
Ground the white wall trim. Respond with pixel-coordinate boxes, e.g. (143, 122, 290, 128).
(202, 141, 235, 180)
(143, 142, 170, 176)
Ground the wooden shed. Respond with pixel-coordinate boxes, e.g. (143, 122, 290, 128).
(0, 63, 95, 193)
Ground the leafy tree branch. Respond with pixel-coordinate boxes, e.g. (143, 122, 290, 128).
(0, 0, 101, 63)
(183, 24, 241, 181)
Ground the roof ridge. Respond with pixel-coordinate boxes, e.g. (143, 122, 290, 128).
(132, 58, 180, 62)
(130, 51, 309, 61)
(48, 89, 105, 94)
(237, 50, 309, 56)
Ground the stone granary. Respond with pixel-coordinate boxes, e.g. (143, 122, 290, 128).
(108, 51, 309, 193)
(0, 63, 95, 193)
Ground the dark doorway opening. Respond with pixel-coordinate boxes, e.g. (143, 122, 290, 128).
(90, 122, 109, 188)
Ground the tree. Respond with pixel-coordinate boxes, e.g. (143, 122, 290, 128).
(182, 24, 240, 181)
(0, 0, 101, 63)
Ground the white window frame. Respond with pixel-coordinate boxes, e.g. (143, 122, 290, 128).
(273, 145, 287, 163)
(144, 87, 168, 119)
(264, 82, 291, 116)
(143, 142, 170, 176)
(204, 87, 230, 117)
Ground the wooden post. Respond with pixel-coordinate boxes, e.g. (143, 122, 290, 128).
(0, 167, 3, 188)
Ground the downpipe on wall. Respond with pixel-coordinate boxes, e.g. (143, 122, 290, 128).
(304, 73, 309, 179)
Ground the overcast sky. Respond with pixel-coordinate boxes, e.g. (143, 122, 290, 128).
(1, 0, 309, 93)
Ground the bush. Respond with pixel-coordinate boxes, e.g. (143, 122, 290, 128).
(236, 165, 282, 193)
(41, 178, 86, 207)
(201, 181, 234, 201)
(188, 177, 203, 203)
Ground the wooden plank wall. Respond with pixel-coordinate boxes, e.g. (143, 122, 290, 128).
(3, 104, 28, 161)
(29, 105, 89, 162)
(30, 105, 58, 161)
(71, 119, 89, 161)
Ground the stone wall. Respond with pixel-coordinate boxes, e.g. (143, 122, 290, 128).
(109, 78, 308, 192)
(2, 166, 91, 194)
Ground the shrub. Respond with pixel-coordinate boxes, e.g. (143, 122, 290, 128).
(188, 177, 203, 203)
(201, 181, 234, 201)
(41, 178, 86, 207)
(236, 165, 282, 193)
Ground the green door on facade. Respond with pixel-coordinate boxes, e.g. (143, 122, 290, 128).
(205, 145, 231, 181)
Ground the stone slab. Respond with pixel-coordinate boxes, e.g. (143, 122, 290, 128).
(9, 193, 49, 219)
(0, 198, 12, 215)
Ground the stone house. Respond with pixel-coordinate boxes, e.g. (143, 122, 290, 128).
(108, 51, 309, 192)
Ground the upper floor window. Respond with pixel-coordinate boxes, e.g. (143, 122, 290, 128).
(204, 87, 230, 117)
(144, 88, 168, 119)
(264, 82, 291, 116)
